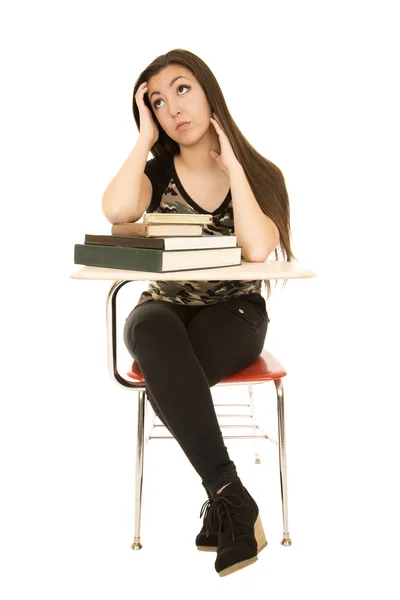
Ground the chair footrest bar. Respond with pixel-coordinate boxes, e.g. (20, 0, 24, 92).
(213, 404, 250, 407)
(153, 423, 264, 429)
(149, 434, 271, 440)
(215, 414, 253, 418)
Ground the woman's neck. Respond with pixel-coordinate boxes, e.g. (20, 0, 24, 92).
(177, 130, 221, 174)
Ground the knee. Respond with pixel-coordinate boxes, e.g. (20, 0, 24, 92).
(123, 303, 181, 355)
(123, 312, 155, 354)
(123, 315, 135, 355)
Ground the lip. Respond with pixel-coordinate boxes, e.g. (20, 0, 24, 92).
(176, 122, 191, 130)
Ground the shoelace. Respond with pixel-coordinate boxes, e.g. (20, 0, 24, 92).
(199, 492, 245, 542)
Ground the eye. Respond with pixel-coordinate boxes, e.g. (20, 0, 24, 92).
(153, 84, 190, 110)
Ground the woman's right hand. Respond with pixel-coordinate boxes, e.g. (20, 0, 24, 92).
(135, 81, 159, 147)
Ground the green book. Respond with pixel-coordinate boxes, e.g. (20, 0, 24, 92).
(74, 244, 242, 273)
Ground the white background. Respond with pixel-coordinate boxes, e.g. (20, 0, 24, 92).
(1, 0, 399, 597)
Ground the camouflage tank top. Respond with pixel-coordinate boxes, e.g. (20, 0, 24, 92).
(136, 153, 262, 306)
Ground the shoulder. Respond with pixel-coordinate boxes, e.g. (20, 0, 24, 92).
(144, 153, 171, 183)
(144, 154, 174, 213)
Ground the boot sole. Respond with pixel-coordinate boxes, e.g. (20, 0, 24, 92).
(197, 512, 268, 555)
(218, 513, 268, 577)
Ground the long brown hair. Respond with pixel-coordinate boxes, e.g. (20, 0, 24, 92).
(132, 49, 297, 298)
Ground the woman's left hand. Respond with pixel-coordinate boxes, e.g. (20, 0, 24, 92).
(209, 113, 240, 176)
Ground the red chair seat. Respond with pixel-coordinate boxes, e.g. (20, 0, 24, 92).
(127, 349, 286, 384)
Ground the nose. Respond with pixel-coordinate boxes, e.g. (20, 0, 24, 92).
(169, 103, 182, 118)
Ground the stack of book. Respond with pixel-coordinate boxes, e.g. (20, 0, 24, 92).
(74, 213, 242, 273)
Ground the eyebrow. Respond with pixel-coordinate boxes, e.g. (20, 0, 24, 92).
(149, 76, 189, 100)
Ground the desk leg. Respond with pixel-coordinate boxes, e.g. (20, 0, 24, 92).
(105, 280, 146, 550)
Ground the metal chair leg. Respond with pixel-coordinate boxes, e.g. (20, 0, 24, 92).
(131, 389, 146, 550)
(275, 378, 292, 546)
(248, 384, 262, 463)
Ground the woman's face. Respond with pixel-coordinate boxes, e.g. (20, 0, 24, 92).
(146, 64, 212, 145)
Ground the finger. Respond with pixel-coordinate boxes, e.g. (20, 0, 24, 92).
(212, 112, 222, 124)
(210, 118, 225, 136)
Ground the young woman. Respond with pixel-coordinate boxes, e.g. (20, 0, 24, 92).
(102, 48, 295, 577)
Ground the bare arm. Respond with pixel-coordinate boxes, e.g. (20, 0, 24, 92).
(101, 136, 153, 223)
(228, 161, 280, 262)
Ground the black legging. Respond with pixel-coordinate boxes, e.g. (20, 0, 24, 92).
(123, 292, 269, 497)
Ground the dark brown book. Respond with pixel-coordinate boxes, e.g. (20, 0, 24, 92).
(84, 233, 237, 251)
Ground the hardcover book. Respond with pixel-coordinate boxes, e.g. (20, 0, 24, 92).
(84, 233, 237, 251)
(143, 213, 213, 225)
(111, 222, 204, 237)
(74, 244, 242, 273)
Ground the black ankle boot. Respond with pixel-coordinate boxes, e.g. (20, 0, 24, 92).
(200, 477, 268, 577)
(195, 486, 219, 551)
